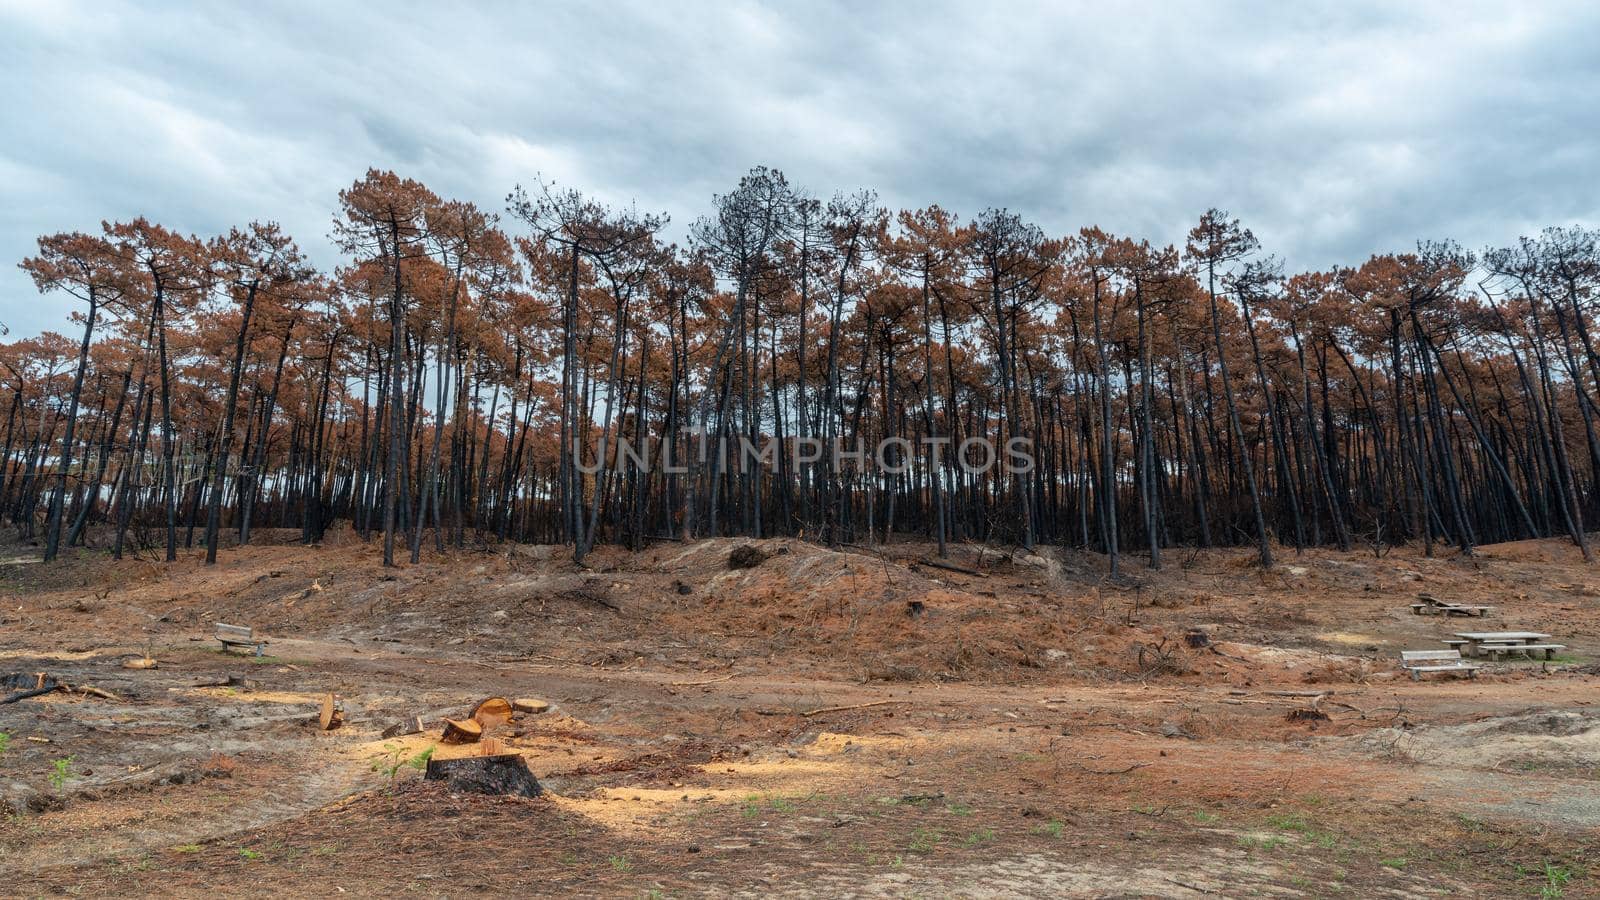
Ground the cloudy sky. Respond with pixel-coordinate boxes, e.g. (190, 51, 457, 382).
(2, 0, 1597, 335)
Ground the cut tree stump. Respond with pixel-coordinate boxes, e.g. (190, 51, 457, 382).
(512, 698, 550, 714)
(470, 697, 514, 728)
(424, 753, 541, 797)
(2, 672, 60, 704)
(441, 718, 483, 743)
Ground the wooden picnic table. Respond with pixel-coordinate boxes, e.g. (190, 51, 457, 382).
(1449, 632, 1554, 659)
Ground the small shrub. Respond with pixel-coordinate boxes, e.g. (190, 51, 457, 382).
(48, 756, 75, 792)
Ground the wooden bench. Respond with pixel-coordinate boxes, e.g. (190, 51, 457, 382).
(1400, 650, 1479, 680)
(215, 623, 267, 657)
(1480, 643, 1566, 661)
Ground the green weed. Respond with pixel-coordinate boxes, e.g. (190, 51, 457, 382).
(47, 756, 75, 792)
(908, 827, 942, 854)
(961, 827, 995, 847)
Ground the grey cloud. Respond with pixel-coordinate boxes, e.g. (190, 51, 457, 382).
(2, 0, 1597, 334)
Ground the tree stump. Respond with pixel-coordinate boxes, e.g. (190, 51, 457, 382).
(441, 718, 482, 743)
(470, 697, 514, 728)
(424, 754, 541, 797)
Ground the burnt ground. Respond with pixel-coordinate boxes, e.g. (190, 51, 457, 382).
(1, 529, 1598, 897)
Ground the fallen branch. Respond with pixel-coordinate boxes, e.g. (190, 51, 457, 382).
(801, 699, 908, 718)
(1259, 690, 1333, 698)
(65, 683, 122, 701)
(1073, 762, 1151, 775)
(0, 685, 58, 705)
(918, 558, 985, 577)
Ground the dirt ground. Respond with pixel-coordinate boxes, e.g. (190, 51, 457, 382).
(2, 529, 1598, 898)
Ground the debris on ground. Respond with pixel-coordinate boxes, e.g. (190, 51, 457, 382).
(727, 544, 771, 569)
(380, 716, 426, 739)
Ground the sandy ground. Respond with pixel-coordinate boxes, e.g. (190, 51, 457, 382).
(1, 530, 1597, 897)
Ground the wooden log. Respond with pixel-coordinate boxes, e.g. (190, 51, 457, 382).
(424, 753, 541, 797)
(919, 558, 984, 577)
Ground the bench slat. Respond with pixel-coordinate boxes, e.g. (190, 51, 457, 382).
(1402, 650, 1462, 661)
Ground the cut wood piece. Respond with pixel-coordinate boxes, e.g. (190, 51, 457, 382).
(470, 697, 514, 728)
(122, 657, 158, 670)
(424, 753, 540, 797)
(441, 718, 483, 743)
(512, 698, 550, 714)
(380, 716, 426, 739)
(318, 693, 343, 731)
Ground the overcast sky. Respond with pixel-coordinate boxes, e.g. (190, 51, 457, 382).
(2, 1, 1598, 336)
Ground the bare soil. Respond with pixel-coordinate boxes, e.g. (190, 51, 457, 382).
(2, 530, 1598, 897)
